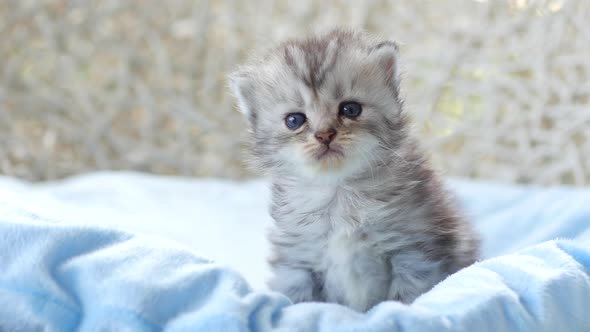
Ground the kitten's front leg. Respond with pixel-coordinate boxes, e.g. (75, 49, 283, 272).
(268, 266, 317, 303)
(387, 251, 445, 304)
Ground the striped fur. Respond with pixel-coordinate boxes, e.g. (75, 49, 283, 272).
(229, 29, 479, 311)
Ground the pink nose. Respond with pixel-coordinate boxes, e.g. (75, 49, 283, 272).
(315, 128, 337, 145)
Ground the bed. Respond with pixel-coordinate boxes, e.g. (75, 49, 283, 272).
(1, 172, 589, 331)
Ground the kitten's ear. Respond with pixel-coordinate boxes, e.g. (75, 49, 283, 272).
(228, 69, 257, 126)
(369, 41, 399, 86)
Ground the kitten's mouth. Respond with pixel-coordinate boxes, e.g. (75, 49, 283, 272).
(315, 145, 344, 160)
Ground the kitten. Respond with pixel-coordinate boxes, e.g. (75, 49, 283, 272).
(229, 29, 479, 312)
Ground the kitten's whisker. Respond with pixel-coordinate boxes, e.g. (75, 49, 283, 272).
(365, 145, 388, 166)
(358, 156, 375, 183)
(354, 137, 420, 167)
(350, 138, 391, 166)
(356, 145, 384, 169)
(357, 147, 375, 182)
(382, 146, 422, 167)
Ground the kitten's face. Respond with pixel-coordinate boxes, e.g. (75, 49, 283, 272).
(230, 30, 406, 178)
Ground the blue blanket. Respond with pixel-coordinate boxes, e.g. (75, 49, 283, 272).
(1, 174, 589, 331)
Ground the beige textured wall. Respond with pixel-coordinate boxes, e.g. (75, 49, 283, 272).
(1, 0, 589, 184)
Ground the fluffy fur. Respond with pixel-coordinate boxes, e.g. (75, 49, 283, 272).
(229, 29, 479, 312)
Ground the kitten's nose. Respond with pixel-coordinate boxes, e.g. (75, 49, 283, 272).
(315, 128, 337, 145)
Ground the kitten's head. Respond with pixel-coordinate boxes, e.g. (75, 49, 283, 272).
(229, 29, 407, 178)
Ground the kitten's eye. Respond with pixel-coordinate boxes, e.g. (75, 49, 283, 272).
(339, 102, 362, 118)
(285, 113, 307, 130)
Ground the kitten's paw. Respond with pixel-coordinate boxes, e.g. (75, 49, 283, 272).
(280, 282, 314, 303)
(268, 268, 315, 303)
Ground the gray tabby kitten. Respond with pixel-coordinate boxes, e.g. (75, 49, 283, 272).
(229, 29, 479, 312)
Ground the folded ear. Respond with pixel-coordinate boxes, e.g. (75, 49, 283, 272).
(369, 41, 399, 87)
(228, 70, 258, 126)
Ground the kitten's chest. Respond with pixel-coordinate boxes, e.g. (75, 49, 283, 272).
(321, 226, 390, 311)
(279, 183, 378, 259)
(294, 188, 391, 310)
(277, 183, 391, 310)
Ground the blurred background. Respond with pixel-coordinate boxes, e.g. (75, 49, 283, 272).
(0, 0, 588, 185)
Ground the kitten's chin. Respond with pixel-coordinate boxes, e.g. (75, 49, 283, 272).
(300, 147, 357, 179)
(315, 155, 345, 172)
(282, 144, 365, 179)
(302, 162, 346, 178)
(295, 155, 369, 181)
